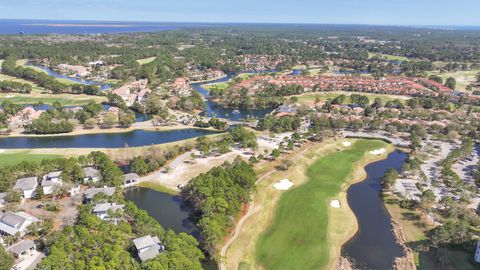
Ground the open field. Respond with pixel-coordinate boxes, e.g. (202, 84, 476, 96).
(368, 53, 411, 62)
(255, 139, 389, 270)
(0, 150, 61, 167)
(225, 139, 392, 270)
(137, 181, 179, 195)
(293, 91, 410, 106)
(427, 69, 480, 92)
(384, 195, 478, 270)
(136, 57, 156, 65)
(0, 92, 107, 106)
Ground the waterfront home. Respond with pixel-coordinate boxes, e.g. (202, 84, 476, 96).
(133, 235, 165, 262)
(7, 239, 36, 259)
(41, 171, 63, 195)
(123, 173, 139, 188)
(13, 177, 38, 199)
(275, 105, 297, 117)
(0, 193, 6, 208)
(83, 187, 116, 203)
(92, 203, 124, 222)
(83, 167, 101, 183)
(111, 79, 149, 106)
(58, 64, 91, 77)
(0, 211, 40, 237)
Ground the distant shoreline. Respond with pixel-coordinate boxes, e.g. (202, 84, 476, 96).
(23, 23, 134, 27)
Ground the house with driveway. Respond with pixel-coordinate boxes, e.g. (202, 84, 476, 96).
(41, 171, 63, 195)
(92, 203, 124, 223)
(123, 173, 139, 188)
(13, 177, 38, 199)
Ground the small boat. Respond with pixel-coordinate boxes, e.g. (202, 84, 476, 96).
(232, 109, 241, 114)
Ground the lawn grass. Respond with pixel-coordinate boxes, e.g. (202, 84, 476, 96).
(137, 181, 179, 196)
(136, 57, 157, 65)
(0, 93, 107, 106)
(368, 53, 411, 62)
(427, 69, 480, 92)
(294, 91, 409, 106)
(0, 150, 61, 167)
(255, 139, 388, 270)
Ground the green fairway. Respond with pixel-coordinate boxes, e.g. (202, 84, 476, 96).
(0, 94, 106, 106)
(0, 151, 61, 167)
(256, 139, 388, 270)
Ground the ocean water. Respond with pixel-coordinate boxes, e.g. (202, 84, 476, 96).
(0, 19, 216, 35)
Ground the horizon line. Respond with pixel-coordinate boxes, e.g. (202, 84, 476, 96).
(1, 18, 480, 28)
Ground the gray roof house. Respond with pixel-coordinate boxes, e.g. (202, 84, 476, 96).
(133, 235, 165, 262)
(277, 105, 298, 114)
(92, 203, 124, 221)
(123, 173, 139, 188)
(0, 211, 40, 236)
(41, 171, 63, 195)
(7, 239, 36, 258)
(83, 187, 116, 203)
(83, 167, 101, 183)
(0, 193, 7, 208)
(13, 177, 38, 199)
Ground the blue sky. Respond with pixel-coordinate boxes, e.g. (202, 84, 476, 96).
(1, 0, 480, 26)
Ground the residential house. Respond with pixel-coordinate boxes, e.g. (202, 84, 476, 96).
(0, 193, 6, 208)
(111, 79, 149, 106)
(92, 203, 124, 222)
(83, 167, 101, 183)
(0, 211, 40, 237)
(83, 187, 116, 203)
(8, 107, 44, 128)
(13, 177, 38, 199)
(41, 171, 63, 195)
(7, 239, 36, 259)
(123, 173, 139, 188)
(133, 235, 165, 262)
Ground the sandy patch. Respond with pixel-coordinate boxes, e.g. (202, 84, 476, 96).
(330, 200, 341, 208)
(0, 150, 4, 153)
(273, 179, 294, 190)
(370, 148, 386, 155)
(342, 141, 352, 147)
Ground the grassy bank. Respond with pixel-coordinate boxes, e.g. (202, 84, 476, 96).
(0, 150, 62, 167)
(137, 181, 179, 195)
(255, 139, 388, 270)
(293, 91, 410, 106)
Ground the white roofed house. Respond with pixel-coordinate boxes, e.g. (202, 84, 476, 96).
(0, 211, 40, 237)
(41, 171, 63, 195)
(13, 177, 38, 199)
(123, 173, 139, 188)
(0, 193, 6, 208)
(83, 167, 101, 184)
(133, 235, 165, 262)
(92, 203, 124, 223)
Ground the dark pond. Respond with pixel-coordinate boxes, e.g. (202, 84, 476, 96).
(342, 149, 408, 269)
(125, 187, 218, 270)
(0, 129, 219, 149)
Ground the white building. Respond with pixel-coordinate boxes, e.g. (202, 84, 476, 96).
(83, 187, 116, 203)
(13, 177, 38, 199)
(7, 239, 36, 259)
(83, 167, 101, 184)
(123, 173, 139, 188)
(0, 193, 6, 208)
(133, 235, 164, 262)
(41, 171, 63, 195)
(92, 203, 124, 221)
(0, 211, 40, 237)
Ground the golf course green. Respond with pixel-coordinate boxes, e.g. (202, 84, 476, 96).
(256, 139, 388, 270)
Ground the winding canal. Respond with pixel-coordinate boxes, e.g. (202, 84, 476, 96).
(342, 149, 408, 269)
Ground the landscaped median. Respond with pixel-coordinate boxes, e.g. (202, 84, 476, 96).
(224, 139, 394, 270)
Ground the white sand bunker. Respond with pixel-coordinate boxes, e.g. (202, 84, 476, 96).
(330, 200, 341, 208)
(369, 148, 386, 155)
(342, 141, 352, 147)
(273, 179, 294, 190)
